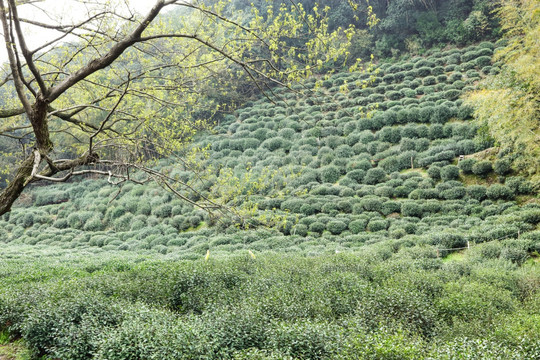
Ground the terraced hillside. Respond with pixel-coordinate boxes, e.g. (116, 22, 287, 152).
(1, 41, 538, 258)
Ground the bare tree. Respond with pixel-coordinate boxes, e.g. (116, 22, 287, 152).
(0, 0, 360, 217)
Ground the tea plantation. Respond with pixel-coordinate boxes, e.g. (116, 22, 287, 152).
(1, 42, 539, 359)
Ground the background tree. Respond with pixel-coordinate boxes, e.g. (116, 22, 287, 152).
(0, 0, 364, 216)
(466, 0, 540, 182)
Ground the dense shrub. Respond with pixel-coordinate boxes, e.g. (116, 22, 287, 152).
(422, 76, 436, 86)
(415, 67, 432, 77)
(320, 165, 341, 183)
(448, 72, 463, 82)
(493, 158, 512, 176)
(458, 158, 476, 174)
(327, 220, 348, 235)
(475, 56, 492, 67)
(292, 224, 308, 237)
(436, 181, 466, 200)
(427, 166, 441, 180)
(309, 222, 325, 234)
(378, 127, 401, 143)
(472, 161, 492, 177)
(381, 201, 401, 216)
(153, 204, 172, 218)
(321, 202, 339, 214)
(261, 137, 286, 151)
(280, 199, 305, 214)
(363, 168, 387, 185)
(367, 219, 388, 232)
(349, 219, 368, 234)
(360, 197, 383, 213)
(444, 89, 461, 101)
(379, 156, 402, 174)
(401, 201, 423, 217)
(440, 165, 460, 181)
(431, 105, 455, 124)
(486, 184, 514, 200)
(432, 232, 466, 249)
(83, 218, 104, 232)
(506, 176, 533, 195)
(347, 169, 366, 183)
(335, 144, 354, 158)
(428, 123, 444, 139)
(500, 247, 529, 265)
(467, 185, 487, 201)
(34, 191, 69, 206)
(375, 186, 394, 198)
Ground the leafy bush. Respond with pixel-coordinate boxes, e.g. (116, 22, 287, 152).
(22, 295, 124, 359)
(363, 168, 387, 185)
(423, 76, 436, 86)
(382, 201, 401, 216)
(367, 219, 388, 232)
(505, 176, 533, 195)
(309, 222, 326, 234)
(467, 185, 487, 201)
(375, 186, 394, 198)
(472, 161, 493, 177)
(349, 219, 368, 234)
(266, 321, 341, 359)
(432, 232, 466, 249)
(347, 169, 366, 183)
(458, 158, 476, 174)
(83, 217, 104, 232)
(261, 137, 286, 152)
(440, 165, 460, 181)
(34, 191, 69, 206)
(500, 247, 529, 265)
(320, 165, 341, 183)
(493, 158, 512, 176)
(280, 199, 305, 214)
(152, 204, 172, 218)
(431, 105, 454, 124)
(415, 67, 432, 77)
(401, 201, 423, 217)
(136, 202, 152, 216)
(444, 89, 461, 101)
(448, 72, 463, 82)
(292, 224, 308, 237)
(327, 220, 348, 235)
(360, 197, 383, 213)
(427, 166, 441, 181)
(379, 156, 402, 173)
(321, 202, 338, 215)
(486, 184, 514, 200)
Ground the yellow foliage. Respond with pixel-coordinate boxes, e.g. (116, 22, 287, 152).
(466, 0, 540, 179)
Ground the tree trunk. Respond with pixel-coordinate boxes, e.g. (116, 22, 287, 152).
(31, 97, 53, 153)
(0, 99, 51, 216)
(0, 152, 35, 216)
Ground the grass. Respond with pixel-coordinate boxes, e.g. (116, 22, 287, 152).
(442, 250, 467, 263)
(401, 168, 429, 177)
(459, 172, 498, 186)
(0, 339, 32, 360)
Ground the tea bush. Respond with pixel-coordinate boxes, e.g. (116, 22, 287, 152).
(440, 165, 459, 181)
(472, 161, 493, 177)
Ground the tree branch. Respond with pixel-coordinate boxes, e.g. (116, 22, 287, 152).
(48, 0, 171, 102)
(0, 0, 32, 114)
(8, 0, 48, 96)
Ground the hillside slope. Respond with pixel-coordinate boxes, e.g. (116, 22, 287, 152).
(1, 41, 538, 259)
